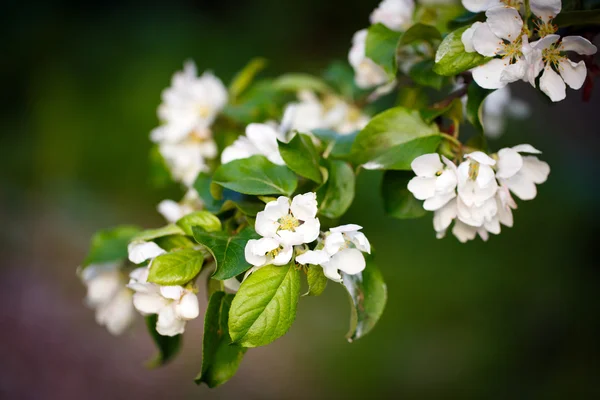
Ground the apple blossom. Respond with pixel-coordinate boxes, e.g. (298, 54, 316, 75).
(80, 262, 136, 335)
(495, 144, 550, 200)
(159, 139, 217, 187)
(128, 267, 199, 337)
(296, 224, 371, 282)
(370, 0, 415, 32)
(221, 122, 287, 165)
(407, 153, 457, 211)
(158, 189, 204, 223)
(128, 241, 166, 264)
(244, 237, 293, 268)
(349, 29, 390, 89)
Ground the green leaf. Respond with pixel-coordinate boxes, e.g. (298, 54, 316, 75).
(220, 200, 264, 217)
(408, 60, 447, 90)
(132, 224, 185, 242)
(317, 160, 355, 219)
(145, 315, 182, 368)
(213, 155, 298, 196)
(196, 292, 247, 387)
(366, 23, 402, 76)
(176, 211, 222, 236)
(147, 249, 204, 286)
(351, 106, 441, 170)
(207, 278, 225, 299)
(154, 235, 196, 251)
(397, 86, 429, 110)
(272, 73, 333, 94)
(193, 173, 225, 213)
(342, 263, 387, 342)
(229, 58, 267, 101)
(312, 129, 359, 159)
(305, 266, 328, 296)
(554, 10, 600, 27)
(192, 226, 260, 280)
(83, 226, 140, 267)
(278, 133, 323, 183)
(229, 264, 301, 347)
(398, 23, 441, 46)
(433, 26, 491, 76)
(466, 81, 493, 133)
(381, 170, 427, 219)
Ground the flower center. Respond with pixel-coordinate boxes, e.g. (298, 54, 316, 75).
(197, 105, 212, 119)
(542, 45, 564, 70)
(267, 247, 282, 258)
(468, 162, 480, 181)
(501, 36, 524, 63)
(501, 0, 521, 7)
(278, 215, 300, 231)
(535, 18, 557, 37)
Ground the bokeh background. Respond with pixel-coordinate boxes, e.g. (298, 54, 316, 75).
(2, 0, 600, 398)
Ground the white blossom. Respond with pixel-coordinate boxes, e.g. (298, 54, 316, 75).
(348, 29, 390, 89)
(244, 237, 293, 267)
(254, 193, 320, 247)
(221, 122, 286, 165)
(369, 0, 415, 31)
(128, 241, 166, 264)
(525, 35, 597, 102)
(159, 140, 217, 187)
(457, 151, 498, 208)
(464, 7, 528, 89)
(151, 61, 227, 144)
(80, 262, 136, 335)
(128, 267, 199, 337)
(158, 189, 204, 223)
(407, 153, 457, 211)
(296, 224, 371, 282)
(495, 144, 550, 200)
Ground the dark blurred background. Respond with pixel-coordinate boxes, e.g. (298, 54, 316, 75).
(2, 0, 600, 399)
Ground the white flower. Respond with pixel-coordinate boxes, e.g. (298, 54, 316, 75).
(128, 267, 199, 337)
(349, 29, 390, 89)
(296, 224, 371, 282)
(150, 61, 227, 144)
(530, 0, 561, 25)
(221, 122, 286, 165)
(495, 144, 550, 200)
(482, 86, 530, 138)
(244, 237, 293, 267)
(461, 0, 499, 13)
(408, 153, 458, 211)
(321, 96, 370, 134)
(128, 241, 166, 264)
(80, 262, 136, 335)
(159, 140, 217, 187)
(525, 35, 597, 102)
(158, 189, 204, 223)
(370, 0, 415, 31)
(254, 193, 320, 247)
(465, 7, 528, 89)
(457, 151, 498, 208)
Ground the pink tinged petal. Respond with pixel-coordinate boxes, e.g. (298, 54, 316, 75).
(423, 191, 456, 211)
(496, 148, 523, 179)
(521, 156, 550, 184)
(175, 292, 199, 320)
(462, 22, 483, 53)
(500, 58, 527, 83)
(530, 0, 561, 21)
(272, 246, 293, 265)
(290, 192, 318, 221)
(330, 224, 362, 233)
(160, 285, 184, 300)
(411, 153, 443, 177)
(327, 248, 366, 276)
(324, 231, 346, 256)
(156, 307, 186, 336)
(485, 6, 523, 41)
(477, 227, 490, 242)
(407, 177, 437, 200)
(484, 217, 501, 235)
(296, 250, 331, 265)
(472, 23, 503, 57)
(132, 292, 168, 315)
(559, 36, 598, 55)
(452, 221, 478, 243)
(559, 59, 587, 90)
(435, 169, 458, 194)
(472, 59, 508, 89)
(540, 66, 566, 102)
(466, 151, 496, 166)
(346, 231, 371, 254)
(512, 144, 541, 154)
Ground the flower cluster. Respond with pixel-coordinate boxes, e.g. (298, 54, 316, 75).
(245, 193, 371, 282)
(127, 241, 199, 336)
(408, 146, 550, 242)
(462, 2, 597, 101)
(151, 61, 228, 186)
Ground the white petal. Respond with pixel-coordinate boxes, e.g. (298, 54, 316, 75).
(433, 199, 457, 234)
(462, 0, 498, 12)
(295, 218, 321, 244)
(277, 230, 306, 247)
(411, 153, 443, 177)
(296, 249, 331, 265)
(452, 221, 478, 243)
(132, 292, 168, 315)
(423, 191, 456, 211)
(321, 263, 342, 282)
(98, 289, 135, 335)
(85, 270, 121, 307)
(346, 231, 371, 254)
(512, 144, 541, 154)
(530, 0, 561, 21)
(521, 156, 550, 184)
(272, 246, 293, 265)
(558, 59, 587, 90)
(539, 66, 566, 102)
(559, 36, 598, 55)
(245, 238, 275, 266)
(461, 22, 483, 53)
(485, 6, 523, 41)
(330, 224, 362, 233)
(157, 200, 184, 223)
(472, 23, 503, 57)
(175, 292, 199, 320)
(245, 123, 280, 157)
(476, 164, 496, 188)
(223, 278, 241, 292)
(326, 248, 366, 276)
(255, 197, 289, 237)
(472, 59, 509, 89)
(496, 148, 523, 179)
(128, 267, 149, 286)
(290, 192, 318, 221)
(407, 176, 437, 200)
(435, 169, 458, 194)
(532, 34, 560, 51)
(500, 58, 527, 83)
(466, 151, 496, 166)
(221, 137, 260, 164)
(128, 241, 166, 264)
(156, 306, 186, 336)
(324, 231, 345, 256)
(160, 285, 184, 300)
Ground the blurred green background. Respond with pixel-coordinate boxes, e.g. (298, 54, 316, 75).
(2, 0, 600, 398)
